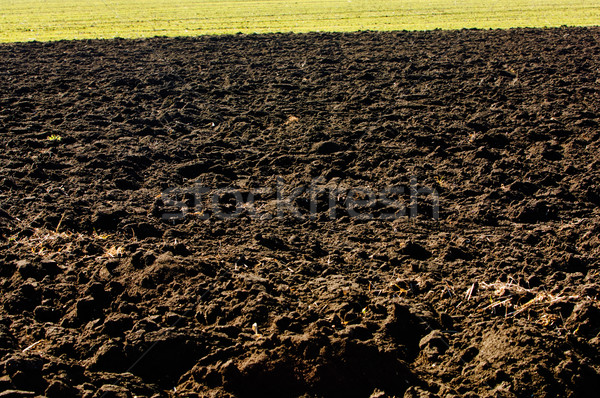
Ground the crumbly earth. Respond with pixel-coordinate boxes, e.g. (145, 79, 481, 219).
(0, 27, 599, 397)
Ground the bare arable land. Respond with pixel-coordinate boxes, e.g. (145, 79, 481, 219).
(0, 27, 599, 397)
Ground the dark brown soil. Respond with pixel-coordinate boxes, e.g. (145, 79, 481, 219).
(1, 27, 600, 397)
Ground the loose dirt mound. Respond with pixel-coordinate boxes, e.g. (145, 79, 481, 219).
(0, 27, 599, 397)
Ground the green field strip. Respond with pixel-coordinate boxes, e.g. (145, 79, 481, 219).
(0, 0, 599, 42)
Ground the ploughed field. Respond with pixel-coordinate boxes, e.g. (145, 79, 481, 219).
(0, 27, 599, 397)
